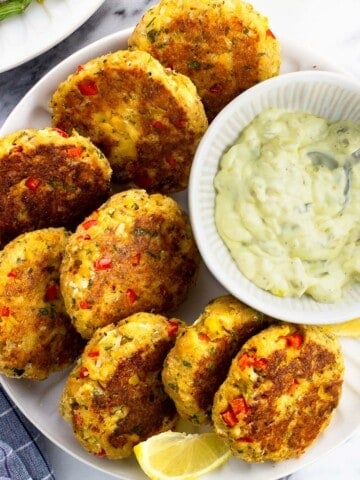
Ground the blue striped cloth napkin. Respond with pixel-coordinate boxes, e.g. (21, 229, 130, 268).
(0, 385, 55, 480)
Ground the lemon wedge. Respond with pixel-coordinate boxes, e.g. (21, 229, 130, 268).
(134, 430, 232, 480)
(321, 318, 360, 337)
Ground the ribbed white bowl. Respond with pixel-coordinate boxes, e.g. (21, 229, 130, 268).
(189, 70, 360, 324)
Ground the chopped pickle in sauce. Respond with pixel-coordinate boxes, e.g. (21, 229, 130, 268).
(214, 108, 360, 302)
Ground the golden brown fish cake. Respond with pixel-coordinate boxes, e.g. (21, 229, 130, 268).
(128, 0, 281, 120)
(0, 128, 112, 248)
(60, 189, 201, 339)
(0, 228, 85, 380)
(162, 295, 268, 425)
(212, 323, 344, 462)
(50, 49, 208, 193)
(60, 312, 184, 459)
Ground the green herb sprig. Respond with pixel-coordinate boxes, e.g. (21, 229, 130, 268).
(0, 0, 33, 21)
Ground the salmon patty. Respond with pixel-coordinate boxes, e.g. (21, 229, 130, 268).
(50, 49, 208, 193)
(212, 323, 344, 462)
(128, 0, 281, 120)
(60, 312, 184, 459)
(0, 228, 85, 380)
(0, 127, 112, 248)
(162, 295, 268, 425)
(60, 189, 201, 339)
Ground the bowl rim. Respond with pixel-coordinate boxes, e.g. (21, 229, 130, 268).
(188, 69, 360, 324)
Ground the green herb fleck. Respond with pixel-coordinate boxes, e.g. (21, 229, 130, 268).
(38, 305, 57, 319)
(182, 360, 192, 368)
(209, 346, 217, 356)
(121, 336, 132, 345)
(133, 227, 151, 236)
(189, 414, 200, 424)
(147, 29, 158, 43)
(188, 60, 201, 70)
(146, 16, 155, 28)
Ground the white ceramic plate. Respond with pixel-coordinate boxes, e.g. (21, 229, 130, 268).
(0, 0, 106, 73)
(189, 70, 360, 325)
(0, 28, 359, 480)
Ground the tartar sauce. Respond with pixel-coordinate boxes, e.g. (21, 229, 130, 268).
(214, 108, 360, 302)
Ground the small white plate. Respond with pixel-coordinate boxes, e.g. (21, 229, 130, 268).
(0, 28, 359, 480)
(0, 0, 106, 73)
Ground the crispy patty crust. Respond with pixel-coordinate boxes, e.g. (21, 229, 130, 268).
(128, 0, 281, 120)
(212, 323, 344, 462)
(0, 228, 85, 380)
(60, 189, 201, 339)
(50, 49, 208, 193)
(162, 295, 268, 425)
(60, 313, 184, 459)
(0, 128, 112, 248)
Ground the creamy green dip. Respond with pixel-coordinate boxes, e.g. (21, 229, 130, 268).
(214, 108, 360, 302)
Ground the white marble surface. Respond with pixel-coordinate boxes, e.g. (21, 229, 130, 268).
(0, 0, 360, 479)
